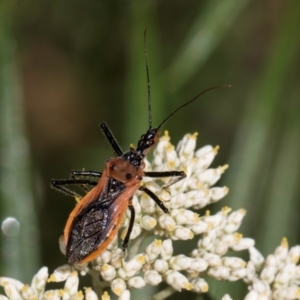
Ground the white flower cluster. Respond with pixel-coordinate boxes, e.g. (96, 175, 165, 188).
(1, 132, 299, 300)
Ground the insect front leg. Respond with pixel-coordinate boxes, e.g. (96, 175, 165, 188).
(50, 179, 98, 201)
(122, 198, 135, 255)
(144, 170, 186, 189)
(71, 171, 102, 192)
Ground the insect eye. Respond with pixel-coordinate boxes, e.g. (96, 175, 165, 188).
(126, 173, 132, 180)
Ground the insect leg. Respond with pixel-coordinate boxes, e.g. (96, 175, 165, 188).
(139, 186, 169, 213)
(100, 122, 123, 157)
(122, 198, 135, 254)
(71, 170, 102, 178)
(144, 170, 186, 189)
(70, 171, 102, 192)
(50, 179, 97, 199)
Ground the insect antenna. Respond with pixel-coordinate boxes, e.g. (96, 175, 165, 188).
(144, 28, 152, 130)
(156, 84, 231, 130)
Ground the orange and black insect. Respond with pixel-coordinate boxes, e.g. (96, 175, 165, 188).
(51, 31, 226, 264)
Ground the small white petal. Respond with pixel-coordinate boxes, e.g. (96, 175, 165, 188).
(43, 290, 61, 300)
(208, 266, 230, 280)
(127, 276, 145, 289)
(145, 239, 162, 262)
(1, 282, 22, 300)
(20, 284, 35, 300)
(153, 259, 169, 273)
(160, 239, 173, 260)
(85, 288, 98, 300)
(144, 270, 162, 286)
(64, 271, 79, 296)
(100, 264, 116, 281)
(158, 214, 176, 231)
(169, 255, 193, 271)
(111, 279, 126, 296)
(48, 265, 72, 282)
(31, 266, 48, 295)
(171, 226, 194, 240)
(249, 247, 265, 270)
(222, 294, 233, 300)
(190, 277, 208, 293)
(118, 289, 130, 300)
(95, 251, 112, 266)
(164, 270, 193, 292)
(140, 215, 157, 230)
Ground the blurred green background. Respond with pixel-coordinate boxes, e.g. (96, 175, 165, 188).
(1, 0, 300, 298)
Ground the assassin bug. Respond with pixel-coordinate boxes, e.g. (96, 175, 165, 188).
(51, 31, 228, 264)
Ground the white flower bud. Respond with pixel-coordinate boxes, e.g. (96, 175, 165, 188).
(190, 220, 209, 234)
(260, 264, 277, 284)
(228, 268, 247, 281)
(140, 193, 156, 214)
(198, 230, 216, 250)
(176, 133, 197, 160)
(169, 255, 192, 271)
(110, 249, 123, 269)
(288, 245, 300, 264)
(164, 270, 193, 292)
(31, 266, 48, 295)
(208, 266, 230, 280)
(187, 258, 208, 273)
(190, 278, 208, 293)
(111, 279, 126, 296)
(144, 270, 162, 286)
(145, 240, 162, 262)
(1, 282, 22, 300)
(170, 194, 187, 209)
(244, 261, 256, 283)
(198, 165, 228, 186)
(158, 214, 176, 231)
(0, 295, 9, 300)
(222, 257, 246, 270)
(195, 145, 217, 170)
(171, 226, 194, 240)
(210, 187, 229, 203)
(249, 247, 265, 270)
(100, 264, 116, 281)
(118, 289, 130, 300)
(202, 252, 222, 267)
(140, 215, 157, 230)
(172, 209, 199, 225)
(48, 265, 72, 282)
(64, 271, 79, 296)
(161, 239, 173, 260)
(232, 237, 255, 251)
(127, 276, 145, 289)
(153, 259, 169, 273)
(95, 251, 112, 266)
(252, 278, 271, 295)
(106, 236, 118, 251)
(123, 255, 145, 277)
(0, 277, 23, 290)
(43, 290, 61, 300)
(20, 284, 35, 300)
(273, 286, 300, 300)
(244, 290, 259, 300)
(275, 238, 289, 268)
(222, 294, 233, 300)
(274, 264, 296, 289)
(85, 288, 98, 300)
